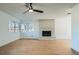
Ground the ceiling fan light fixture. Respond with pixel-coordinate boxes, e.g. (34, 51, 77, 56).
(29, 9, 33, 12)
(24, 3, 44, 14)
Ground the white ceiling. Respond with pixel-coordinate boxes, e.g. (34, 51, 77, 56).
(0, 3, 77, 21)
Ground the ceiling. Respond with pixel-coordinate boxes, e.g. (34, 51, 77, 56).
(0, 3, 77, 21)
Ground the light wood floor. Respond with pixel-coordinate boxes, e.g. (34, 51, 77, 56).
(0, 39, 79, 55)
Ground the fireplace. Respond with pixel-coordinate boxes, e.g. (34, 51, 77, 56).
(42, 31, 51, 37)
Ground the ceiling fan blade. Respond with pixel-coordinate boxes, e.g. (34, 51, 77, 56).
(24, 3, 29, 7)
(33, 9, 44, 13)
(29, 3, 33, 9)
(25, 5, 29, 8)
(23, 10, 29, 14)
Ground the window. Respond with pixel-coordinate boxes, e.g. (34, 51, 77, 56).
(8, 21, 15, 32)
(24, 24, 28, 32)
(21, 24, 25, 32)
(20, 24, 34, 32)
(9, 21, 34, 32)
(8, 21, 19, 32)
(14, 22, 19, 32)
(28, 24, 34, 32)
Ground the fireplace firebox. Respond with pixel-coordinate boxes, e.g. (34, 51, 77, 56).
(42, 31, 51, 36)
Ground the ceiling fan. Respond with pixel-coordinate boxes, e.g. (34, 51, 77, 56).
(23, 3, 44, 14)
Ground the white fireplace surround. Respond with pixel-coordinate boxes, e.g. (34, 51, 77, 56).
(40, 28, 55, 37)
(39, 19, 55, 39)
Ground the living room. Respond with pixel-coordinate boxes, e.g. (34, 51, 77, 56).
(0, 3, 79, 55)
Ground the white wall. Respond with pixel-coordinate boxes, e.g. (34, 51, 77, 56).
(72, 4, 79, 52)
(20, 13, 71, 39)
(55, 14, 71, 39)
(20, 15, 71, 40)
(0, 11, 20, 47)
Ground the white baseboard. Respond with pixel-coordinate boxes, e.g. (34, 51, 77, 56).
(0, 38, 20, 47)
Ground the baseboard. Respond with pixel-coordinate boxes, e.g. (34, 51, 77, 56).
(20, 38, 39, 40)
(0, 38, 20, 48)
